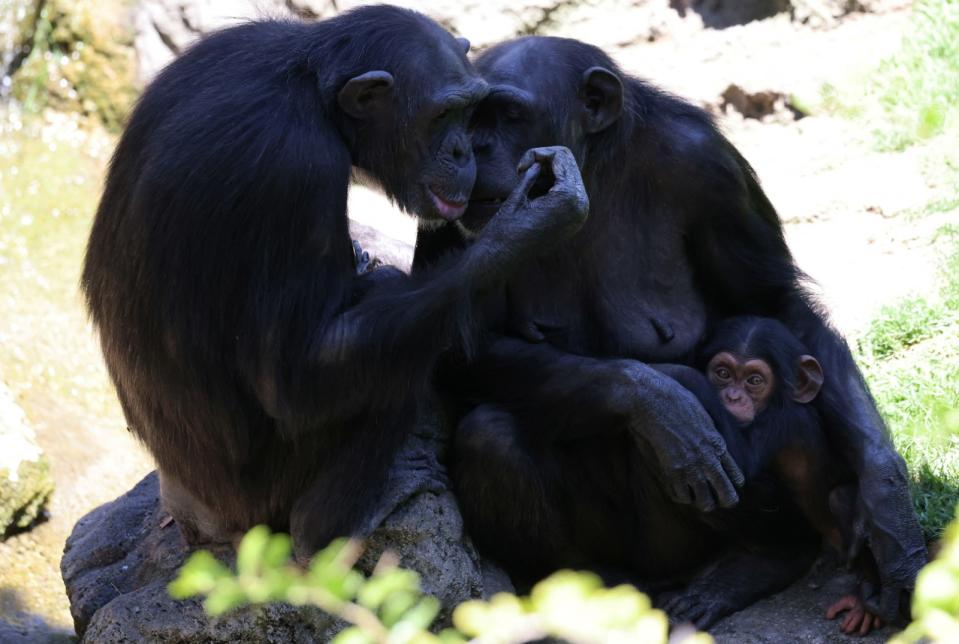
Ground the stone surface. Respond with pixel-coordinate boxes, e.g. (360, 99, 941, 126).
(61, 403, 506, 643)
(712, 563, 887, 643)
(0, 382, 53, 536)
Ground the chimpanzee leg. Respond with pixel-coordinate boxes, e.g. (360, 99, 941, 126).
(661, 543, 817, 629)
(451, 404, 573, 580)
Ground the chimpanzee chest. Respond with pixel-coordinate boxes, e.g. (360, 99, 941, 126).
(502, 214, 707, 362)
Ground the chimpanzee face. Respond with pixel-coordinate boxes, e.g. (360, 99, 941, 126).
(337, 32, 488, 225)
(460, 37, 624, 233)
(707, 352, 776, 424)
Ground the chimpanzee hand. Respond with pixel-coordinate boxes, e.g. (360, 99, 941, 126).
(847, 452, 927, 625)
(619, 362, 744, 511)
(476, 146, 589, 263)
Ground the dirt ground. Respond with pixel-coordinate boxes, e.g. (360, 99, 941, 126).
(1, 2, 956, 642)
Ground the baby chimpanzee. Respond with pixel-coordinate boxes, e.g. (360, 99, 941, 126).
(670, 316, 883, 634)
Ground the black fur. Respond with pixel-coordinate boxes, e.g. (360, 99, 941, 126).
(414, 36, 925, 623)
(81, 6, 556, 558)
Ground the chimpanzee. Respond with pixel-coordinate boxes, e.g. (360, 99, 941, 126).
(81, 6, 589, 559)
(656, 317, 883, 633)
(413, 35, 925, 624)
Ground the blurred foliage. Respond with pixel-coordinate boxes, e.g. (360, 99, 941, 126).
(813, 0, 959, 151)
(170, 526, 710, 644)
(869, 0, 959, 150)
(856, 229, 959, 538)
(892, 496, 959, 643)
(12, 0, 137, 131)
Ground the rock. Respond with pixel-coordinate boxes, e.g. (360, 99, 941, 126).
(132, 1, 696, 84)
(712, 563, 887, 643)
(10, 0, 138, 131)
(0, 382, 53, 537)
(719, 83, 806, 121)
(61, 402, 507, 642)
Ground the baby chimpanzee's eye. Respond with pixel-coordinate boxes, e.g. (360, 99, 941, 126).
(715, 367, 731, 380)
(746, 374, 765, 387)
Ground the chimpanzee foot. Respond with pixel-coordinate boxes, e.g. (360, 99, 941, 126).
(661, 584, 741, 630)
(360, 445, 451, 534)
(826, 593, 884, 636)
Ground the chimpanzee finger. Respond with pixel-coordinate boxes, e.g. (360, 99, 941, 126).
(690, 478, 717, 512)
(504, 163, 542, 208)
(720, 450, 745, 488)
(842, 608, 862, 633)
(516, 147, 554, 174)
(825, 594, 857, 619)
(706, 457, 740, 509)
(518, 146, 581, 189)
(671, 481, 693, 505)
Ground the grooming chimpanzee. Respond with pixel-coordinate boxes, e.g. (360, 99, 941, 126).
(657, 317, 883, 634)
(414, 36, 924, 625)
(81, 7, 589, 559)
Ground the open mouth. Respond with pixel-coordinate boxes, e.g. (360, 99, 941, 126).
(428, 187, 467, 221)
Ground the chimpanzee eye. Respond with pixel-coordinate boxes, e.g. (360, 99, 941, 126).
(502, 103, 523, 121)
(746, 374, 765, 387)
(715, 367, 731, 380)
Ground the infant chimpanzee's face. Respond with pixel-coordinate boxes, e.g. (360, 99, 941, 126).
(707, 352, 775, 424)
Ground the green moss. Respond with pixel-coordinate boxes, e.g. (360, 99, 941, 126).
(856, 231, 959, 539)
(0, 455, 54, 535)
(11, 0, 138, 131)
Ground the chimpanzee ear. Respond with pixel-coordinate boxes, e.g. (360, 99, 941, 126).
(792, 355, 824, 404)
(338, 71, 395, 119)
(457, 37, 471, 54)
(579, 66, 624, 134)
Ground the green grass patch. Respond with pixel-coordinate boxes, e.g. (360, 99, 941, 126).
(811, 0, 959, 152)
(856, 230, 959, 538)
(870, 0, 959, 151)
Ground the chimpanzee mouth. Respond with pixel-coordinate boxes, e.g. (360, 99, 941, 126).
(469, 196, 505, 207)
(428, 187, 467, 221)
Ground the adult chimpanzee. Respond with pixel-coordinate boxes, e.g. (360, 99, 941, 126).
(413, 36, 925, 624)
(81, 6, 589, 559)
(657, 317, 883, 633)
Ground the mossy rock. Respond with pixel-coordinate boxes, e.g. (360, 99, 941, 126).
(0, 384, 54, 536)
(0, 454, 54, 535)
(12, 0, 138, 131)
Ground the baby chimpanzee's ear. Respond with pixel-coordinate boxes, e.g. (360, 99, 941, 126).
(792, 355, 824, 403)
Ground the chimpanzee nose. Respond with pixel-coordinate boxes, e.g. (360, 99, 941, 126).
(451, 138, 472, 167)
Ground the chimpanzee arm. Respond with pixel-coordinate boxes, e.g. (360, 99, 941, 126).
(680, 132, 925, 622)
(442, 335, 744, 511)
(253, 147, 590, 431)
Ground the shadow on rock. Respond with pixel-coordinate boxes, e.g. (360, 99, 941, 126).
(0, 587, 74, 644)
(60, 406, 510, 643)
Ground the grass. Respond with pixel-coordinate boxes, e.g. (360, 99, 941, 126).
(855, 229, 959, 538)
(811, 0, 959, 152)
(869, 0, 959, 151)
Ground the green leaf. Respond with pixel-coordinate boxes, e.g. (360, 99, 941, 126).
(263, 532, 293, 569)
(437, 629, 467, 644)
(203, 580, 248, 615)
(168, 551, 231, 599)
(236, 525, 271, 577)
(357, 569, 419, 611)
(330, 626, 374, 644)
(391, 596, 440, 632)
